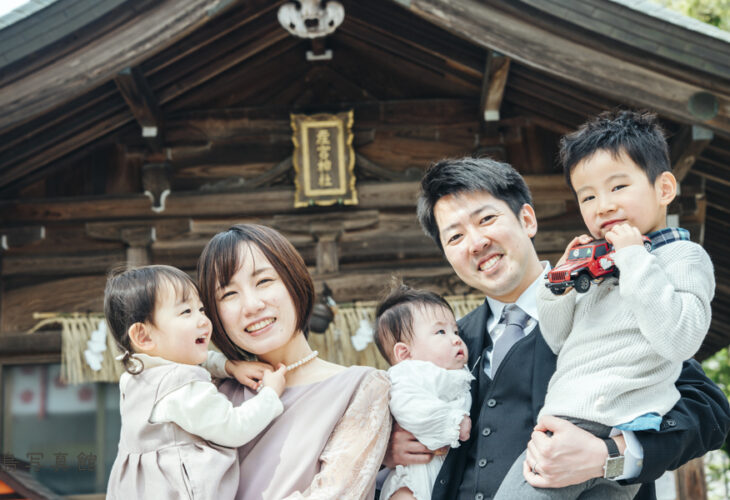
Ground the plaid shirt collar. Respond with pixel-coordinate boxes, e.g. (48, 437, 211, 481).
(647, 227, 690, 251)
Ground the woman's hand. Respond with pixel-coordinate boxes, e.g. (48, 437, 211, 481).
(225, 360, 275, 391)
(262, 363, 287, 397)
(459, 415, 472, 442)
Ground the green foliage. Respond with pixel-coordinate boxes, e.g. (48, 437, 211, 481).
(703, 347, 730, 457)
(654, 0, 730, 30)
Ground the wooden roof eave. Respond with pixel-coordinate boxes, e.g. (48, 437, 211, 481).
(397, 0, 730, 137)
(0, 0, 238, 134)
(520, 0, 730, 85)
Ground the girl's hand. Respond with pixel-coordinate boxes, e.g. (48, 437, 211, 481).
(225, 360, 274, 391)
(605, 223, 643, 251)
(556, 234, 593, 267)
(261, 363, 287, 397)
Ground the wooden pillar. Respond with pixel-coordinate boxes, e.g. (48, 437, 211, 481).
(121, 227, 155, 268)
(314, 232, 340, 275)
(86, 224, 155, 269)
(676, 456, 707, 500)
(272, 211, 380, 277)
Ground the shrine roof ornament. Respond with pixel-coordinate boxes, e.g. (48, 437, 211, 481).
(277, 0, 345, 39)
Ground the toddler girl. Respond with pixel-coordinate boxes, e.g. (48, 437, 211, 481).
(375, 283, 474, 500)
(105, 265, 286, 499)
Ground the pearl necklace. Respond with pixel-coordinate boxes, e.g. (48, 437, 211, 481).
(286, 350, 319, 372)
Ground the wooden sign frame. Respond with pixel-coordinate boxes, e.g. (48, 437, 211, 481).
(291, 110, 357, 207)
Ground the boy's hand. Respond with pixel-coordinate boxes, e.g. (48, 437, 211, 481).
(261, 363, 287, 397)
(459, 415, 472, 442)
(225, 360, 274, 391)
(605, 223, 643, 251)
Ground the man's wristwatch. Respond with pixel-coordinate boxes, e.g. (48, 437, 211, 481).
(602, 437, 625, 479)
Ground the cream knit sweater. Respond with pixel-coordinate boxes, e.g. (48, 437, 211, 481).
(537, 240, 714, 426)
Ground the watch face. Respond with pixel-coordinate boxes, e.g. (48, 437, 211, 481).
(604, 456, 625, 479)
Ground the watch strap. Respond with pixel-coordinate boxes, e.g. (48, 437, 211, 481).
(603, 437, 620, 458)
(602, 437, 625, 479)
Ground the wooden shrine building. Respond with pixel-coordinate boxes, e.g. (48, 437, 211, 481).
(1, 0, 730, 496)
(2, 0, 730, 357)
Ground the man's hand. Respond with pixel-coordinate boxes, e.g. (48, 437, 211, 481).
(459, 415, 472, 442)
(605, 223, 643, 251)
(557, 234, 593, 267)
(225, 360, 275, 391)
(383, 422, 437, 468)
(523, 416, 608, 488)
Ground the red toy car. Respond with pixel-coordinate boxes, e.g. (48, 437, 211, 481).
(546, 237, 652, 295)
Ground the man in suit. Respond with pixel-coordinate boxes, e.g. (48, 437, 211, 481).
(385, 157, 730, 500)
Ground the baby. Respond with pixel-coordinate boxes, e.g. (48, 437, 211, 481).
(105, 265, 286, 499)
(375, 283, 474, 500)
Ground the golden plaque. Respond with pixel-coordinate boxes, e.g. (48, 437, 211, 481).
(291, 110, 357, 207)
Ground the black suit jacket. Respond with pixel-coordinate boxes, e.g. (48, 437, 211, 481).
(432, 300, 730, 500)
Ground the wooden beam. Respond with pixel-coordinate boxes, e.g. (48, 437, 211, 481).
(671, 125, 714, 182)
(0, 177, 573, 223)
(355, 153, 413, 181)
(402, 0, 730, 134)
(0, 226, 45, 250)
(114, 67, 163, 150)
(480, 52, 511, 122)
(1, 275, 107, 333)
(0, 332, 62, 360)
(2, 251, 126, 277)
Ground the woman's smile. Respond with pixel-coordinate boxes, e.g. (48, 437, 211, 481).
(244, 317, 276, 334)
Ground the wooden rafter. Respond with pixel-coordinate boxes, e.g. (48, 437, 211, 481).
(480, 51, 511, 122)
(115, 66, 162, 149)
(0, 25, 294, 194)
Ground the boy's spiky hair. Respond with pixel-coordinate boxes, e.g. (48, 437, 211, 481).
(560, 110, 670, 194)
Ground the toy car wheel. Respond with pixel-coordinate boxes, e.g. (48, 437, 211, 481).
(574, 274, 591, 293)
(643, 240, 652, 252)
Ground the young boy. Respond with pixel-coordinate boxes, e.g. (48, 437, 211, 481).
(375, 283, 474, 500)
(494, 110, 715, 500)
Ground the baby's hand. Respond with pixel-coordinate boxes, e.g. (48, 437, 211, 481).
(225, 360, 274, 391)
(459, 415, 472, 442)
(605, 223, 643, 251)
(557, 234, 593, 267)
(261, 363, 287, 397)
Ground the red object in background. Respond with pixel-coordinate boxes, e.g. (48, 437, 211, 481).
(546, 237, 652, 294)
